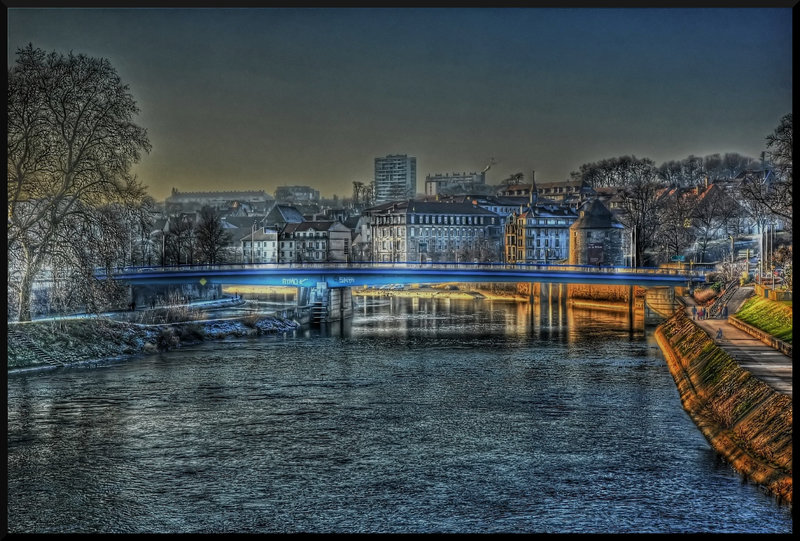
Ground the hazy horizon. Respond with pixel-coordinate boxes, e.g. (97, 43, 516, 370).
(7, 7, 792, 201)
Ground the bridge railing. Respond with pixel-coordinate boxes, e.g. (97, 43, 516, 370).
(96, 261, 706, 279)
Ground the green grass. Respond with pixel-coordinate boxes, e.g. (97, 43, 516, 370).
(735, 296, 793, 344)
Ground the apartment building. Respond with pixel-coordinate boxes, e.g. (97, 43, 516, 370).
(366, 200, 502, 263)
(374, 154, 417, 203)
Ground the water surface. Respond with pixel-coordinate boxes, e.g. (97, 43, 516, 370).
(7, 296, 792, 533)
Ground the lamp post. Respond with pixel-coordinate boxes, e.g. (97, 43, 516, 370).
(770, 221, 775, 289)
(629, 229, 634, 268)
(250, 221, 256, 264)
(275, 224, 281, 264)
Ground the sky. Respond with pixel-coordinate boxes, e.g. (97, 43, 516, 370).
(6, 7, 793, 201)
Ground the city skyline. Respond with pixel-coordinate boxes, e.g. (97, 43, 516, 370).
(7, 6, 792, 201)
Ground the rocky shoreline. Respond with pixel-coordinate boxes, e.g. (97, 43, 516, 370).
(7, 314, 300, 373)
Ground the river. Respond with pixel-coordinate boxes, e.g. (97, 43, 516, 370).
(6, 296, 792, 533)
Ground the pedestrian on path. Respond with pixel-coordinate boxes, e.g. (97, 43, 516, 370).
(716, 328, 723, 340)
(691, 305, 697, 320)
(722, 305, 728, 319)
(698, 307, 704, 320)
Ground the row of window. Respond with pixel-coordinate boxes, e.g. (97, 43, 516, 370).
(374, 215, 495, 226)
(376, 227, 489, 238)
(379, 238, 485, 252)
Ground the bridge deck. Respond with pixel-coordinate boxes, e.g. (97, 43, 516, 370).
(100, 262, 705, 288)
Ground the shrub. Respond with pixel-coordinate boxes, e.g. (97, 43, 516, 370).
(693, 287, 717, 304)
(242, 313, 261, 328)
(177, 324, 205, 342)
(156, 328, 179, 351)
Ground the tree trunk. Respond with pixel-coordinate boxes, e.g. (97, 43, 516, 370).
(17, 265, 37, 322)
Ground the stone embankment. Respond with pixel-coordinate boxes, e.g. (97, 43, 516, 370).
(8, 314, 300, 372)
(655, 309, 792, 504)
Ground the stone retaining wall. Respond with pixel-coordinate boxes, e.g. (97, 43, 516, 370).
(655, 309, 792, 504)
(728, 316, 792, 356)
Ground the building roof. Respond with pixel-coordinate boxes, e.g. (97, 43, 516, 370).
(570, 199, 622, 230)
(536, 180, 583, 190)
(282, 221, 338, 234)
(408, 201, 499, 216)
(264, 204, 305, 224)
(220, 216, 260, 228)
(368, 199, 497, 216)
(240, 228, 279, 242)
(342, 216, 360, 230)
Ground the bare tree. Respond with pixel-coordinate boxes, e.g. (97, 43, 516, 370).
(195, 206, 231, 265)
(740, 114, 792, 224)
(691, 185, 730, 262)
(772, 244, 792, 290)
(721, 152, 757, 180)
(703, 153, 723, 180)
(7, 45, 151, 321)
(573, 155, 663, 266)
(654, 188, 697, 263)
(657, 160, 684, 186)
(615, 159, 662, 267)
(165, 215, 195, 265)
(766, 113, 792, 182)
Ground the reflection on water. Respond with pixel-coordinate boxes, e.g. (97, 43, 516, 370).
(7, 294, 791, 533)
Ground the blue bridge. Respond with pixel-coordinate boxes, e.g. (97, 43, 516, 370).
(100, 262, 705, 288)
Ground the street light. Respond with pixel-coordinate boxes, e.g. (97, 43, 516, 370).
(250, 221, 256, 264)
(729, 235, 734, 262)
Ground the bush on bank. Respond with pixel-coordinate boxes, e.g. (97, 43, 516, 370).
(8, 316, 299, 370)
(735, 296, 793, 344)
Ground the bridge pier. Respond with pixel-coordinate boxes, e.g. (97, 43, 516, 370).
(309, 284, 353, 325)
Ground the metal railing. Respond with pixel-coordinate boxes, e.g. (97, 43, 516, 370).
(96, 261, 706, 279)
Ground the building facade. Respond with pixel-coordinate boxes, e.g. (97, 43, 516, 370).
(279, 221, 352, 263)
(366, 200, 502, 263)
(165, 188, 273, 213)
(503, 204, 578, 264)
(424, 171, 485, 196)
(241, 227, 280, 263)
(274, 185, 321, 203)
(374, 154, 417, 203)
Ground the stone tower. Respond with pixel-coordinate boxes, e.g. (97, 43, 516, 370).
(568, 199, 626, 266)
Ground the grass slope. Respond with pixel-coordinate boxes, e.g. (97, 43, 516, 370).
(735, 296, 793, 344)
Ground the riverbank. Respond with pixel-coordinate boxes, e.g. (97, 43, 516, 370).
(655, 309, 792, 504)
(8, 313, 300, 373)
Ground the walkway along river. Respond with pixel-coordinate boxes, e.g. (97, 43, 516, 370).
(6, 297, 792, 533)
